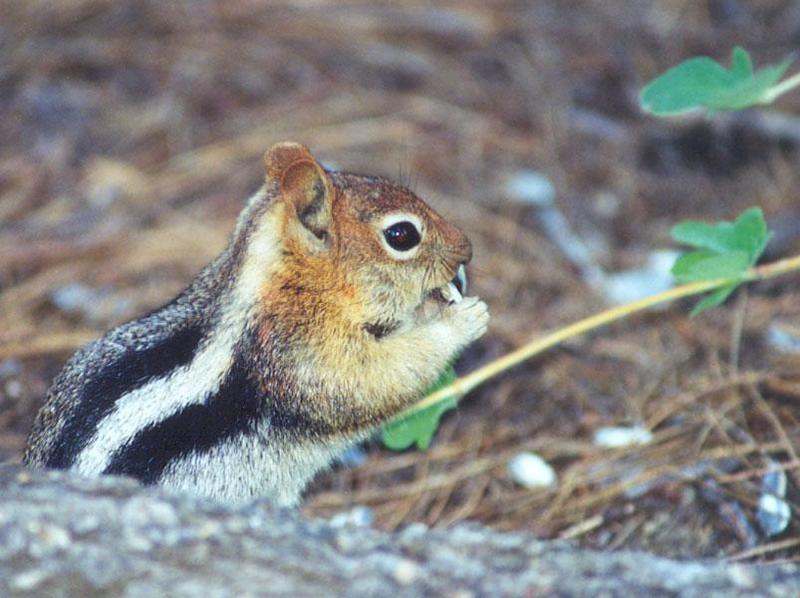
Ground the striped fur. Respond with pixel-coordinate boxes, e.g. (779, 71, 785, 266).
(23, 188, 305, 502)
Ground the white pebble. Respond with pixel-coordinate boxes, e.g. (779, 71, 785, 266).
(757, 464, 791, 537)
(593, 426, 653, 448)
(757, 494, 792, 537)
(50, 282, 98, 313)
(4, 379, 22, 399)
(761, 465, 787, 497)
(602, 250, 681, 304)
(11, 569, 51, 591)
(0, 359, 22, 378)
(338, 446, 368, 468)
(329, 505, 374, 528)
(507, 452, 557, 488)
(767, 321, 800, 354)
(391, 558, 420, 585)
(505, 170, 556, 206)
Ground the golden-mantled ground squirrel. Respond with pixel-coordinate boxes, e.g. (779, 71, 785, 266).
(24, 142, 489, 505)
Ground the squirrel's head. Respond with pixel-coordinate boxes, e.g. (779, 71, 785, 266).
(262, 142, 472, 333)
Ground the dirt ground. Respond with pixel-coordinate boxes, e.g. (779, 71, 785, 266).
(2, 0, 799, 562)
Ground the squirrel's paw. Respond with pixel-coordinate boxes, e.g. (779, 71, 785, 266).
(445, 296, 489, 344)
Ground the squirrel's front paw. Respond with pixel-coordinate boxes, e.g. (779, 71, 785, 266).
(446, 296, 489, 344)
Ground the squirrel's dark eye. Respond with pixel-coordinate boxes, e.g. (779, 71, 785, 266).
(383, 221, 421, 251)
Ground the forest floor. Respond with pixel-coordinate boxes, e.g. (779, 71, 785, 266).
(1, 0, 799, 562)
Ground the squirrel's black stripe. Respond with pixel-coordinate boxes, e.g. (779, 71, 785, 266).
(102, 356, 269, 484)
(44, 323, 206, 469)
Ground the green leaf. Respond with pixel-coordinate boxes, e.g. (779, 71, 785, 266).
(381, 366, 459, 451)
(730, 46, 753, 78)
(671, 250, 750, 283)
(732, 207, 770, 262)
(671, 207, 771, 316)
(641, 47, 793, 116)
(690, 284, 738, 316)
(671, 207, 769, 265)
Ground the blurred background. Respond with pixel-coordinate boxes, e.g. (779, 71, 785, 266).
(2, 0, 800, 561)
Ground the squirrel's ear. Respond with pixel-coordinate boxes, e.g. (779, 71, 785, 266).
(264, 142, 333, 247)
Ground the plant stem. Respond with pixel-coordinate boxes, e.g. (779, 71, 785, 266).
(394, 253, 800, 420)
(765, 70, 800, 103)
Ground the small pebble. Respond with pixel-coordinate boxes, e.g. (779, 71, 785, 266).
(761, 465, 786, 497)
(0, 359, 22, 379)
(602, 250, 681, 304)
(507, 452, 557, 489)
(391, 558, 419, 585)
(727, 563, 757, 589)
(593, 426, 653, 449)
(338, 446, 368, 468)
(757, 494, 791, 537)
(329, 505, 373, 528)
(50, 283, 133, 323)
(397, 522, 428, 548)
(756, 463, 791, 537)
(505, 170, 556, 207)
(50, 282, 100, 313)
(766, 320, 800, 354)
(333, 529, 359, 552)
(11, 568, 51, 591)
(4, 379, 22, 399)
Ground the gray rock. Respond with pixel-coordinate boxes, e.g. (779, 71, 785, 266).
(0, 465, 797, 597)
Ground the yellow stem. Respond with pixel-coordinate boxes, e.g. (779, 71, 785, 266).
(764, 70, 800, 103)
(394, 253, 800, 420)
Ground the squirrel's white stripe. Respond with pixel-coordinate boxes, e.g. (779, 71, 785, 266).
(74, 199, 281, 475)
(160, 431, 351, 505)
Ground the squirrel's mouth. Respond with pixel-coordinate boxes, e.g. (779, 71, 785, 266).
(428, 264, 467, 305)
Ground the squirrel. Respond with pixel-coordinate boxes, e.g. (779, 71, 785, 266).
(23, 142, 489, 505)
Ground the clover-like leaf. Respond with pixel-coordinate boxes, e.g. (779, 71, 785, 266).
(671, 207, 771, 315)
(689, 284, 738, 316)
(672, 207, 769, 262)
(381, 366, 459, 451)
(671, 250, 751, 283)
(641, 47, 793, 116)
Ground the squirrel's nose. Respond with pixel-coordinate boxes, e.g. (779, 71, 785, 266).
(433, 209, 472, 263)
(450, 232, 471, 265)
